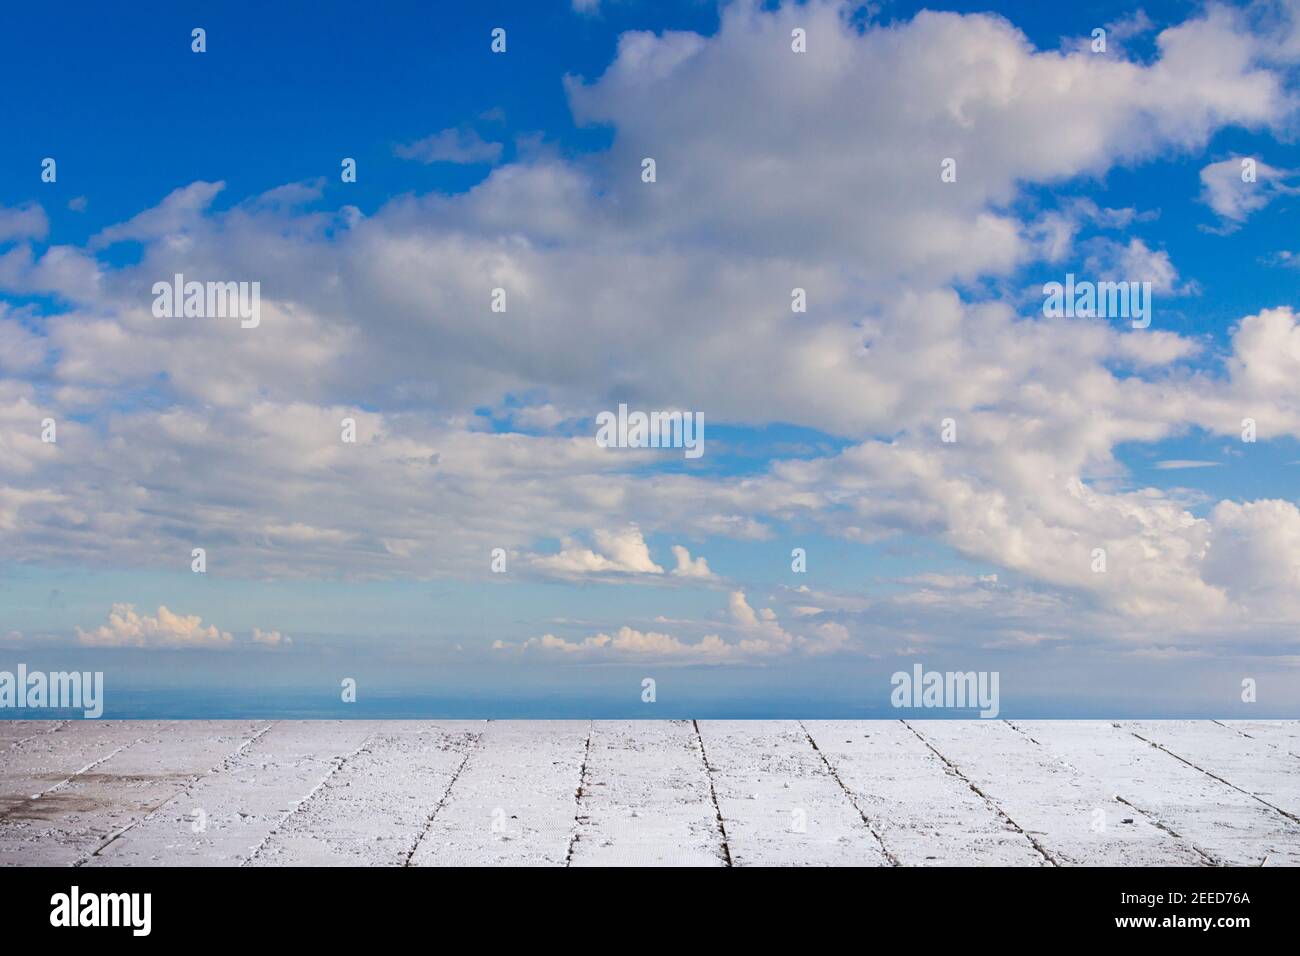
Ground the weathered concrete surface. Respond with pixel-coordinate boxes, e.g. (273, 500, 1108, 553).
(409, 720, 589, 867)
(83, 721, 374, 866)
(0, 720, 1295, 867)
(700, 720, 892, 866)
(568, 720, 725, 867)
(802, 720, 1048, 865)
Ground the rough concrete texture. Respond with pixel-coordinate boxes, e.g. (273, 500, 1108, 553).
(0, 720, 1295, 866)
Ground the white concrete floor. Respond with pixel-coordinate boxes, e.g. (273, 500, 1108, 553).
(1, 719, 1296, 866)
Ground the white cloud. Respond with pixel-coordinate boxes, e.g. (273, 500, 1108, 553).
(91, 181, 224, 248)
(0, 243, 102, 301)
(76, 604, 234, 649)
(1202, 499, 1300, 624)
(251, 627, 292, 646)
(670, 544, 714, 578)
(566, 1, 1287, 280)
(519, 627, 733, 658)
(530, 526, 664, 577)
(1083, 237, 1183, 294)
(0, 203, 48, 243)
(250, 179, 325, 208)
(506, 589, 849, 661)
(0, 311, 47, 374)
(1199, 156, 1296, 226)
(1225, 306, 1300, 400)
(395, 128, 503, 164)
(74, 604, 290, 649)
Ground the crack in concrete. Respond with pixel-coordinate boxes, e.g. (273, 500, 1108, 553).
(691, 720, 733, 867)
(402, 725, 486, 867)
(3, 720, 70, 754)
(564, 721, 594, 867)
(0, 724, 171, 824)
(1112, 794, 1221, 866)
(1212, 720, 1300, 760)
(1005, 720, 1219, 866)
(82, 721, 277, 865)
(903, 720, 1058, 867)
(241, 728, 380, 867)
(798, 720, 899, 866)
(1130, 729, 1300, 826)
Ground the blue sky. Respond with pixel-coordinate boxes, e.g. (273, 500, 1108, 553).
(1, 0, 1299, 717)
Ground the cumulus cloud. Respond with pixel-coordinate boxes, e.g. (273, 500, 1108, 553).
(0, 202, 49, 243)
(91, 181, 224, 248)
(76, 604, 234, 649)
(0, 243, 102, 302)
(74, 605, 291, 649)
(1083, 237, 1184, 294)
(1199, 156, 1296, 227)
(1195, 499, 1300, 627)
(566, 0, 1287, 278)
(1225, 306, 1300, 401)
(670, 544, 714, 578)
(530, 526, 665, 577)
(516, 627, 734, 659)
(0, 312, 47, 374)
(504, 589, 850, 661)
(251, 627, 292, 646)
